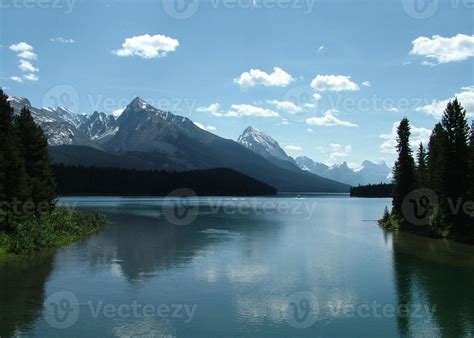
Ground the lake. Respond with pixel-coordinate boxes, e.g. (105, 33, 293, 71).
(1, 196, 473, 337)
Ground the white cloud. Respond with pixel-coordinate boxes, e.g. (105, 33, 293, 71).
(9, 42, 33, 53)
(267, 100, 303, 114)
(410, 34, 474, 65)
(23, 74, 39, 81)
(304, 103, 316, 109)
(317, 45, 325, 53)
(329, 143, 352, 161)
(10, 76, 23, 83)
(196, 103, 222, 116)
(50, 37, 75, 44)
(313, 93, 322, 101)
(113, 34, 179, 59)
(306, 110, 358, 127)
(416, 86, 474, 118)
(194, 122, 216, 131)
(19, 60, 39, 73)
(280, 118, 289, 125)
(306, 128, 313, 133)
(389, 107, 399, 113)
(227, 104, 279, 118)
(380, 121, 432, 154)
(310, 75, 360, 92)
(17, 51, 37, 60)
(361, 81, 371, 87)
(285, 145, 303, 151)
(234, 67, 295, 88)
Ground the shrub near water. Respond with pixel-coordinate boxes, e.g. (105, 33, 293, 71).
(7, 208, 107, 255)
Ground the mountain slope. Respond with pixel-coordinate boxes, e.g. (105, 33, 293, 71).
(237, 126, 299, 170)
(101, 98, 349, 192)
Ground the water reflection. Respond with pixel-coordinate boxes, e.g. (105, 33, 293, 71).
(0, 255, 54, 337)
(392, 231, 474, 337)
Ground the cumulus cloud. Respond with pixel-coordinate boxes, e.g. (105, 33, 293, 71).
(234, 67, 295, 88)
(9, 42, 33, 53)
(50, 37, 75, 44)
(380, 121, 432, 154)
(17, 51, 37, 60)
(361, 81, 371, 87)
(19, 60, 39, 73)
(267, 100, 303, 114)
(310, 75, 360, 92)
(227, 104, 279, 118)
(194, 122, 216, 131)
(410, 34, 474, 65)
(306, 110, 358, 127)
(416, 86, 474, 118)
(196, 103, 221, 116)
(23, 74, 39, 81)
(9, 42, 39, 82)
(285, 145, 303, 151)
(329, 143, 352, 161)
(113, 34, 179, 59)
(10, 76, 23, 83)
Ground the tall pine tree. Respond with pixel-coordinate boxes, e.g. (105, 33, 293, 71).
(416, 143, 428, 188)
(15, 107, 56, 213)
(0, 90, 30, 231)
(441, 99, 470, 232)
(392, 118, 416, 222)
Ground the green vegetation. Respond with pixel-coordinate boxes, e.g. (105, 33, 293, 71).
(350, 183, 393, 197)
(0, 89, 107, 259)
(380, 99, 474, 243)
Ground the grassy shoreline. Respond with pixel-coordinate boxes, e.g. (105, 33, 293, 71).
(0, 208, 107, 262)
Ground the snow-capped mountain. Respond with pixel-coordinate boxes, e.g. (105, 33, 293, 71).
(8, 96, 119, 148)
(296, 156, 391, 186)
(6, 95, 349, 192)
(237, 126, 299, 170)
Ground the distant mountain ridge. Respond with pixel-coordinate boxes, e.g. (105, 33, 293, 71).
(9, 95, 349, 193)
(295, 156, 391, 186)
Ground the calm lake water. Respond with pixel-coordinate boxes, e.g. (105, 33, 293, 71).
(1, 196, 474, 337)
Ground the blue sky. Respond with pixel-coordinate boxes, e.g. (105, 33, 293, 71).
(1, 0, 473, 166)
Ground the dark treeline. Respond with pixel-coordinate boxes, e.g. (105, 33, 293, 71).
(380, 99, 474, 243)
(52, 164, 277, 196)
(350, 183, 393, 198)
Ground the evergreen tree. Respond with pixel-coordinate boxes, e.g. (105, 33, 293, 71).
(0, 90, 30, 231)
(416, 143, 428, 188)
(441, 99, 470, 232)
(392, 118, 416, 221)
(15, 107, 57, 213)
